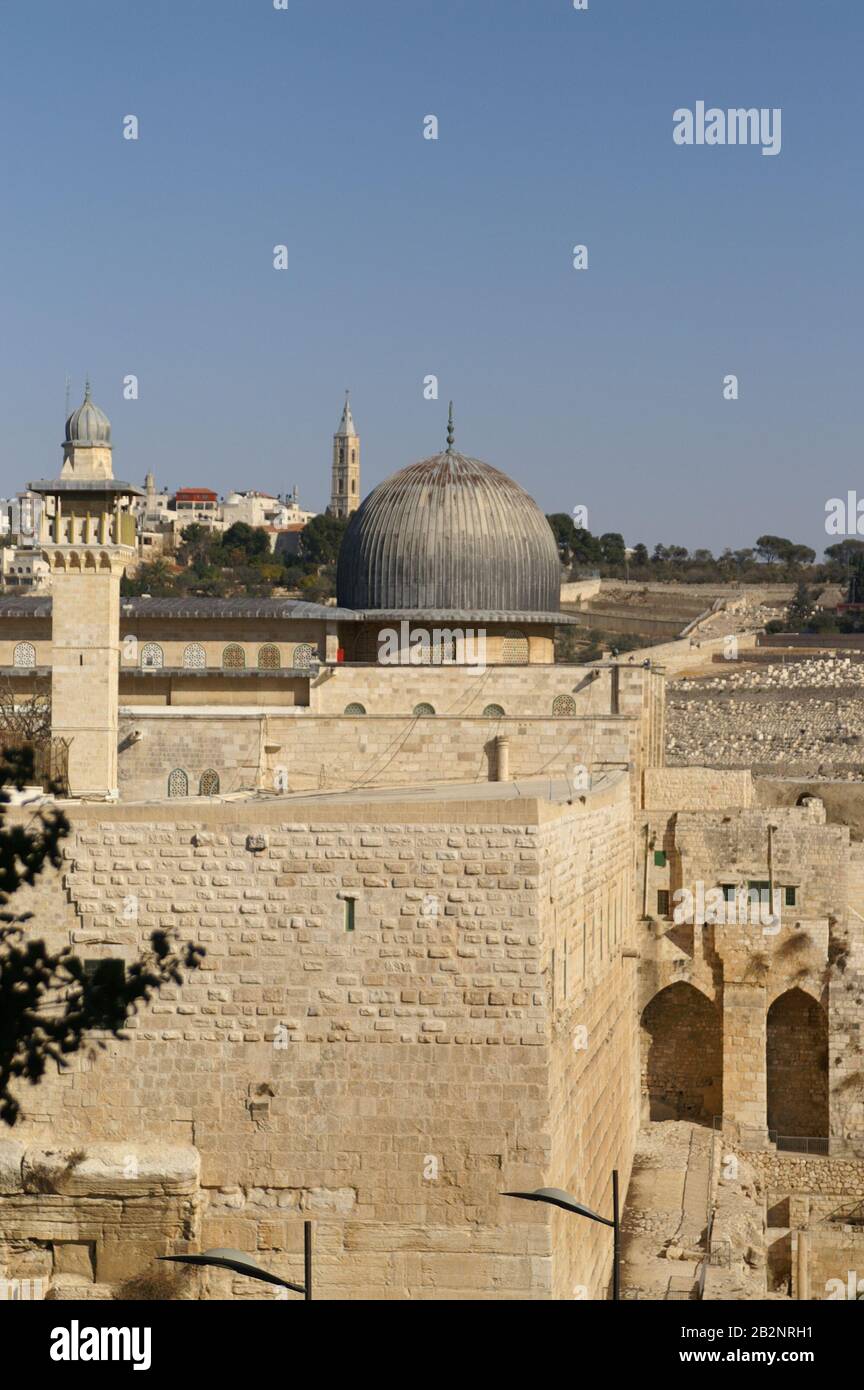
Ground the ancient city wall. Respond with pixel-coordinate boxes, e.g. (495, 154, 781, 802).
(543, 785, 639, 1297)
(1, 785, 636, 1299)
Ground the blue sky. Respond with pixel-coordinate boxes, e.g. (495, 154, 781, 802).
(1, 0, 861, 553)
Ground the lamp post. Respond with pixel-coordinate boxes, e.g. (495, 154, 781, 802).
(502, 1171, 621, 1301)
(159, 1219, 314, 1300)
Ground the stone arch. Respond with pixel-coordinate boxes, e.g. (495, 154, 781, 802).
(413, 703, 435, 717)
(552, 694, 577, 717)
(183, 642, 206, 669)
(766, 988, 828, 1140)
(344, 703, 366, 716)
(13, 641, 36, 669)
(222, 643, 245, 669)
(502, 629, 529, 665)
(483, 704, 505, 719)
(168, 768, 188, 798)
(140, 642, 163, 669)
(258, 644, 281, 670)
(199, 769, 220, 796)
(640, 982, 722, 1125)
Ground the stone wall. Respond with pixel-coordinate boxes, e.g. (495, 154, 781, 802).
(643, 767, 754, 812)
(0, 780, 638, 1300)
(543, 784, 638, 1298)
(116, 710, 640, 803)
(115, 665, 664, 805)
(636, 803, 856, 1142)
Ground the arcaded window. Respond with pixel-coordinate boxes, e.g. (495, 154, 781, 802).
(413, 703, 435, 717)
(13, 641, 36, 669)
(344, 703, 366, 716)
(552, 694, 577, 716)
(502, 630, 529, 665)
(258, 644, 280, 670)
(293, 643, 316, 669)
(222, 644, 245, 669)
(199, 769, 220, 796)
(482, 704, 505, 719)
(141, 642, 164, 669)
(183, 642, 206, 669)
(168, 768, 189, 798)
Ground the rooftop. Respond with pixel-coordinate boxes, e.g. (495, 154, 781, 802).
(0, 596, 579, 624)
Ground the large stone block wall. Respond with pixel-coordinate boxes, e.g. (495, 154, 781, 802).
(308, 663, 616, 718)
(117, 711, 265, 800)
(115, 709, 642, 803)
(643, 767, 754, 812)
(542, 788, 639, 1298)
(1, 785, 637, 1300)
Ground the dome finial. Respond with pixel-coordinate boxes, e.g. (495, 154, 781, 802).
(446, 402, 455, 453)
(84, 375, 92, 402)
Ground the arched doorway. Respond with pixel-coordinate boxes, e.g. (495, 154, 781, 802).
(766, 989, 828, 1140)
(640, 983, 722, 1125)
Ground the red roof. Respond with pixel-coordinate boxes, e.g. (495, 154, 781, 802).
(175, 488, 218, 503)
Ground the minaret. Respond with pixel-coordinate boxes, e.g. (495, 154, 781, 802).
(329, 391, 360, 519)
(29, 383, 143, 799)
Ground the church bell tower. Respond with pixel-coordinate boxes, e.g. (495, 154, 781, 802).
(329, 391, 360, 519)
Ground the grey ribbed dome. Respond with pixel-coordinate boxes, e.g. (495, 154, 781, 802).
(65, 382, 111, 445)
(337, 450, 560, 612)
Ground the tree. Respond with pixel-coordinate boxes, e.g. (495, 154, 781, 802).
(0, 676, 51, 745)
(787, 580, 816, 628)
(848, 551, 864, 605)
(755, 535, 812, 567)
(220, 522, 270, 560)
(0, 748, 204, 1125)
(599, 532, 626, 566)
(546, 514, 576, 565)
(755, 535, 787, 564)
(300, 514, 349, 568)
(785, 544, 816, 568)
(121, 559, 177, 598)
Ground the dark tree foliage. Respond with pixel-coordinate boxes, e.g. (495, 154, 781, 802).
(0, 748, 204, 1126)
(299, 513, 349, 567)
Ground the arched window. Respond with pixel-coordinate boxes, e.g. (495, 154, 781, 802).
(502, 630, 529, 665)
(293, 643, 316, 670)
(413, 703, 435, 717)
(344, 703, 366, 716)
(168, 768, 188, 798)
(199, 769, 220, 796)
(141, 642, 163, 669)
(431, 633, 457, 665)
(222, 644, 245, 669)
(258, 644, 281, 670)
(13, 641, 36, 669)
(183, 642, 206, 669)
(552, 694, 577, 717)
(483, 704, 505, 719)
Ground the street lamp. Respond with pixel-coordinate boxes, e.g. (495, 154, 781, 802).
(158, 1220, 314, 1300)
(502, 1171, 621, 1301)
